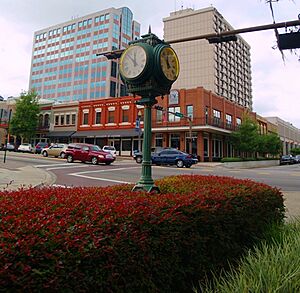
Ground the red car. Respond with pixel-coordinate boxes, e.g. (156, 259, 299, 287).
(65, 143, 115, 165)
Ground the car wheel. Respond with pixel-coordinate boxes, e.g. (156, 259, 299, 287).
(67, 155, 73, 163)
(60, 152, 66, 159)
(176, 160, 184, 168)
(136, 156, 142, 164)
(185, 164, 191, 168)
(42, 151, 48, 157)
(105, 162, 111, 165)
(91, 157, 98, 165)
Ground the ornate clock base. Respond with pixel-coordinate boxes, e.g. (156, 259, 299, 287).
(132, 183, 160, 194)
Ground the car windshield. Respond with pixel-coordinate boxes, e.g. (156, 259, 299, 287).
(91, 145, 101, 151)
(104, 146, 115, 150)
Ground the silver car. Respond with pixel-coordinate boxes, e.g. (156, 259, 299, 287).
(41, 143, 69, 158)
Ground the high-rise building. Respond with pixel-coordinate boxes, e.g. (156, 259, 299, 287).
(29, 7, 140, 103)
(163, 7, 252, 110)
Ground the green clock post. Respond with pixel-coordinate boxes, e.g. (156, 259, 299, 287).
(119, 31, 180, 192)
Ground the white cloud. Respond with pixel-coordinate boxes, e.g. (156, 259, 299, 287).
(0, 0, 299, 128)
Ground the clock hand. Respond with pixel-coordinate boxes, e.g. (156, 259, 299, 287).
(166, 55, 171, 69)
(127, 54, 137, 66)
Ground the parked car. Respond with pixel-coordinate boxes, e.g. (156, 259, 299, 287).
(17, 143, 35, 153)
(151, 149, 198, 168)
(2, 143, 16, 151)
(65, 143, 115, 165)
(295, 155, 300, 163)
(102, 145, 117, 158)
(133, 147, 172, 164)
(41, 143, 69, 158)
(35, 142, 49, 154)
(279, 155, 296, 165)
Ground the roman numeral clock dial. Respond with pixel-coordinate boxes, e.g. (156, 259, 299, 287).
(120, 45, 147, 80)
(159, 46, 179, 81)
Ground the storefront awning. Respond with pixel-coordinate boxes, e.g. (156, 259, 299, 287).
(46, 131, 76, 138)
(71, 129, 142, 138)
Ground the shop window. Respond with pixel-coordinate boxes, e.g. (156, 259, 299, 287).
(55, 115, 59, 126)
(82, 112, 89, 125)
(122, 109, 129, 122)
(186, 105, 193, 120)
(108, 111, 115, 123)
(168, 106, 180, 122)
(155, 133, 163, 147)
(95, 111, 101, 124)
(71, 114, 76, 125)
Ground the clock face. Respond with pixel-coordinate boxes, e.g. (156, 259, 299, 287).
(159, 47, 179, 81)
(120, 45, 147, 80)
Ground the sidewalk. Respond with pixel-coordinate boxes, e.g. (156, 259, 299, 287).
(0, 164, 299, 221)
(0, 165, 56, 191)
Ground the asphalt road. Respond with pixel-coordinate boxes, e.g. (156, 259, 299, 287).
(1, 151, 300, 192)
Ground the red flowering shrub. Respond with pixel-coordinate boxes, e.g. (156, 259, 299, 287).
(0, 175, 284, 292)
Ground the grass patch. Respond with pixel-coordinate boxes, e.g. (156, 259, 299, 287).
(195, 218, 300, 292)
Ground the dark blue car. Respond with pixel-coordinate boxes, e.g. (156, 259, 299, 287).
(151, 149, 198, 168)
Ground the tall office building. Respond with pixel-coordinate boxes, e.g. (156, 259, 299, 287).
(29, 7, 140, 102)
(163, 7, 252, 110)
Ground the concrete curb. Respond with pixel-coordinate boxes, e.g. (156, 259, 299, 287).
(0, 166, 57, 191)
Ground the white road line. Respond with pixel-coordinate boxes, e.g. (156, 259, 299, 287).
(71, 174, 133, 184)
(69, 166, 140, 175)
(35, 163, 71, 168)
(46, 165, 90, 171)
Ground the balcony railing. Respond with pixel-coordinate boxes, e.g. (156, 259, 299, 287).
(153, 117, 237, 131)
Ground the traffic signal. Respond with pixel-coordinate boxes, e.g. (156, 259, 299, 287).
(154, 105, 164, 111)
(207, 35, 237, 44)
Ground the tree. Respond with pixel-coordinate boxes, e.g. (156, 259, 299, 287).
(230, 115, 259, 156)
(10, 90, 40, 142)
(291, 148, 300, 156)
(257, 132, 282, 157)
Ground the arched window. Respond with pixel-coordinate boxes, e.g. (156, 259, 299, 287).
(44, 114, 50, 128)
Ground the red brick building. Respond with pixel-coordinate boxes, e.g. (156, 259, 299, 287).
(72, 87, 256, 161)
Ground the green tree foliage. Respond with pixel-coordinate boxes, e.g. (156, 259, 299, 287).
(291, 148, 300, 156)
(230, 115, 259, 154)
(257, 133, 282, 156)
(10, 91, 39, 142)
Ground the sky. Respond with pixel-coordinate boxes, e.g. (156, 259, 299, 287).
(0, 0, 299, 128)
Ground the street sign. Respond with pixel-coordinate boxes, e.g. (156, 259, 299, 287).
(175, 112, 184, 118)
(135, 118, 140, 132)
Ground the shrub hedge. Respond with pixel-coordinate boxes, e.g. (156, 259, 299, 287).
(0, 175, 284, 292)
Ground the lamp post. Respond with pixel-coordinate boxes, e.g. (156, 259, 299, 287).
(3, 109, 12, 163)
(118, 31, 179, 193)
(137, 110, 142, 152)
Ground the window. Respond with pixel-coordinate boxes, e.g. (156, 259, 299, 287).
(213, 109, 221, 126)
(82, 112, 89, 125)
(186, 105, 193, 120)
(156, 109, 163, 122)
(95, 111, 101, 124)
(236, 117, 241, 125)
(155, 134, 163, 147)
(71, 114, 76, 125)
(55, 115, 59, 126)
(122, 109, 129, 122)
(110, 81, 116, 97)
(168, 106, 180, 122)
(108, 111, 115, 123)
(66, 114, 70, 125)
(60, 115, 65, 125)
(225, 114, 232, 128)
(205, 106, 209, 124)
(111, 61, 117, 78)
